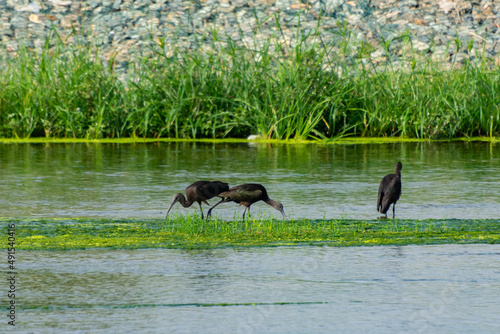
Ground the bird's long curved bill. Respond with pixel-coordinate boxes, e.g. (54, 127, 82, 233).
(280, 208, 287, 220)
(165, 199, 178, 221)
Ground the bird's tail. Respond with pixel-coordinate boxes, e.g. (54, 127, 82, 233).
(380, 199, 391, 214)
(377, 192, 383, 212)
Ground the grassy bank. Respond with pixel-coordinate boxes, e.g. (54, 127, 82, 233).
(1, 17, 499, 140)
(2, 217, 499, 250)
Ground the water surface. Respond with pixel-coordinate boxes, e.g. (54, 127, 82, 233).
(11, 244, 500, 333)
(1, 141, 498, 219)
(2, 143, 498, 332)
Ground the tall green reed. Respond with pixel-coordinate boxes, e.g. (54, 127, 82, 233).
(0, 30, 125, 138)
(0, 12, 498, 140)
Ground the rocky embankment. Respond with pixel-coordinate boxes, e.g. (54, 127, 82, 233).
(1, 0, 499, 79)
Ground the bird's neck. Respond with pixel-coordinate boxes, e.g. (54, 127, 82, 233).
(265, 198, 280, 210)
(178, 194, 193, 208)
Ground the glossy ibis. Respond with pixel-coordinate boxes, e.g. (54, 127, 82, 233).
(166, 180, 229, 220)
(377, 162, 403, 218)
(206, 183, 287, 220)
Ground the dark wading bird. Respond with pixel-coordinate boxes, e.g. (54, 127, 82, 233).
(166, 181, 229, 220)
(377, 162, 403, 218)
(206, 183, 287, 220)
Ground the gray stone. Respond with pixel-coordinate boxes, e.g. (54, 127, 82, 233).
(0, 0, 498, 81)
(113, 0, 122, 10)
(89, 1, 100, 9)
(1, 27, 14, 36)
(10, 15, 28, 29)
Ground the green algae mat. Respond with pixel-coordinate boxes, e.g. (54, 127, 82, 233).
(1, 217, 499, 250)
(1, 137, 498, 144)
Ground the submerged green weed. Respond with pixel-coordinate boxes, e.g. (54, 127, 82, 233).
(1, 216, 499, 250)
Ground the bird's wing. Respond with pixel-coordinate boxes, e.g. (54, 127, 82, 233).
(195, 181, 226, 200)
(212, 181, 230, 193)
(187, 180, 209, 190)
(386, 177, 402, 201)
(377, 175, 391, 210)
(377, 184, 384, 211)
(392, 178, 402, 201)
(231, 188, 263, 203)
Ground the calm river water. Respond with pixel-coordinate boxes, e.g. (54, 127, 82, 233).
(0, 141, 499, 219)
(1, 141, 499, 333)
(15, 245, 500, 333)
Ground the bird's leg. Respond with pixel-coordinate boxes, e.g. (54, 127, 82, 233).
(242, 207, 248, 220)
(206, 198, 225, 220)
(393, 204, 396, 219)
(198, 202, 204, 220)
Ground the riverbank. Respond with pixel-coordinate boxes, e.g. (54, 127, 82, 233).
(2, 3, 499, 140)
(1, 30, 499, 140)
(2, 217, 499, 250)
(1, 136, 499, 144)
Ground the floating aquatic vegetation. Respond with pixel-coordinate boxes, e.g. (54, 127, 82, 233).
(1, 216, 498, 250)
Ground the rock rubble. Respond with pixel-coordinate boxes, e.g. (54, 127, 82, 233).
(1, 0, 499, 80)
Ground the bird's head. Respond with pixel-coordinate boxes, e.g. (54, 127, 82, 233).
(166, 193, 184, 221)
(271, 200, 287, 220)
(395, 161, 403, 175)
(171, 193, 183, 203)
